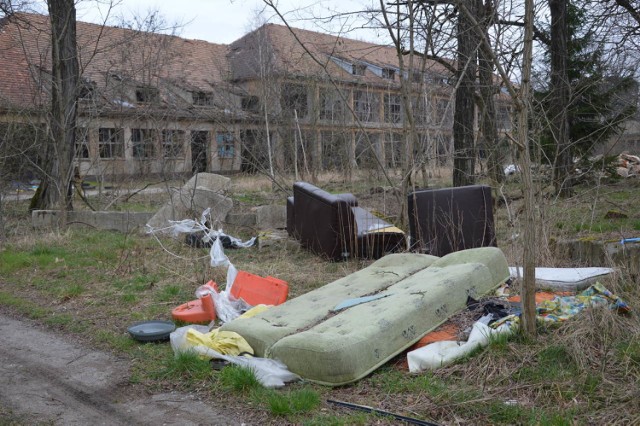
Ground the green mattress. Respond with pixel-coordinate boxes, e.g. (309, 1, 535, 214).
(221, 247, 509, 386)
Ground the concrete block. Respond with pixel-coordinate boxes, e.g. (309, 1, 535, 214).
(225, 213, 257, 227)
(255, 205, 286, 230)
(182, 173, 230, 194)
(147, 189, 233, 229)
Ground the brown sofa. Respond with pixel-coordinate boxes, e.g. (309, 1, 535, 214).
(407, 185, 496, 256)
(287, 182, 406, 261)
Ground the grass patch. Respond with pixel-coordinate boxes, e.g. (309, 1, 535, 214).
(220, 365, 262, 393)
(0, 251, 33, 274)
(157, 350, 212, 381)
(255, 387, 320, 416)
(0, 291, 49, 319)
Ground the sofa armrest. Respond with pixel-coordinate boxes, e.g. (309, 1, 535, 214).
(286, 196, 295, 237)
(335, 193, 358, 207)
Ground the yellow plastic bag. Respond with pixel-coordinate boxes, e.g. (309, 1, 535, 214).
(185, 328, 253, 357)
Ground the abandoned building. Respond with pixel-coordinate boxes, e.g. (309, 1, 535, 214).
(0, 12, 513, 180)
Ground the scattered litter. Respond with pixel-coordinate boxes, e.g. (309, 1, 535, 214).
(620, 237, 640, 245)
(504, 164, 520, 176)
(127, 320, 176, 342)
(509, 266, 615, 291)
(535, 282, 630, 323)
(170, 325, 299, 388)
(407, 315, 513, 372)
(327, 399, 438, 426)
(183, 326, 253, 357)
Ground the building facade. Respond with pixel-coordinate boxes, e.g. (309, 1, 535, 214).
(0, 13, 512, 181)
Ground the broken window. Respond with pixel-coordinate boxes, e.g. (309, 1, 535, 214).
(434, 98, 453, 126)
(408, 96, 429, 125)
(135, 86, 159, 103)
(319, 88, 345, 121)
(355, 131, 378, 168)
(192, 91, 214, 106)
(75, 127, 89, 159)
(352, 63, 367, 76)
(241, 96, 260, 112)
(162, 130, 185, 158)
(354, 90, 379, 122)
(281, 84, 308, 118)
(131, 128, 156, 159)
(382, 68, 396, 80)
(79, 79, 96, 99)
(384, 93, 402, 123)
(216, 132, 235, 158)
(98, 128, 124, 159)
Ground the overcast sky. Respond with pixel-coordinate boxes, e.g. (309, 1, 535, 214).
(67, 0, 378, 45)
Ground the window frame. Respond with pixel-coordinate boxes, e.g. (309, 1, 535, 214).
(98, 127, 124, 159)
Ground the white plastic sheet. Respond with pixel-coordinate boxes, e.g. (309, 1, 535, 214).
(407, 319, 513, 373)
(147, 209, 256, 322)
(170, 325, 299, 388)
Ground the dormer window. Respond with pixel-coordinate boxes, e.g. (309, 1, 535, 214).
(193, 91, 213, 106)
(352, 63, 367, 76)
(382, 68, 395, 80)
(79, 79, 96, 99)
(135, 86, 159, 103)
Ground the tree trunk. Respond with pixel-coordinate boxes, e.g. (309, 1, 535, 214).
(549, 0, 572, 197)
(453, 1, 478, 187)
(478, 0, 504, 186)
(31, 0, 79, 213)
(519, 0, 537, 338)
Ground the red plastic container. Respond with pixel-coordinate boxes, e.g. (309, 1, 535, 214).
(171, 292, 216, 323)
(230, 271, 289, 306)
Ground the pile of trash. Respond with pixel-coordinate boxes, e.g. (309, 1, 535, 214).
(616, 152, 640, 178)
(406, 281, 630, 373)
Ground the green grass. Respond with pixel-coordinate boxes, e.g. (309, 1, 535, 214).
(220, 365, 262, 393)
(0, 291, 50, 319)
(516, 345, 576, 382)
(157, 350, 213, 381)
(257, 388, 320, 416)
(0, 251, 33, 274)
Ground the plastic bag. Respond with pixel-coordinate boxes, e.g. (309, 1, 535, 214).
(170, 325, 299, 388)
(211, 289, 251, 323)
(407, 319, 513, 372)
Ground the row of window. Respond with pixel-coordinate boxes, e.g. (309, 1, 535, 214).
(277, 85, 512, 128)
(75, 128, 234, 160)
(277, 84, 462, 125)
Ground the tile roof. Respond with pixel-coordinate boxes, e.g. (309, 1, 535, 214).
(228, 23, 452, 87)
(0, 12, 230, 110)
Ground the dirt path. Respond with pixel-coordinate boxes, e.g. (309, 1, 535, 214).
(0, 314, 242, 425)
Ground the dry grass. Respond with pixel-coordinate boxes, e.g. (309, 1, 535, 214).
(1, 172, 639, 424)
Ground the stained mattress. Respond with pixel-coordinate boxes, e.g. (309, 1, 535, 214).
(221, 247, 509, 385)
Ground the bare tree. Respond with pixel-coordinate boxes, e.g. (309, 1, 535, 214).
(28, 0, 79, 213)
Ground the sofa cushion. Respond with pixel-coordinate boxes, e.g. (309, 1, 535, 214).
(223, 247, 509, 386)
(220, 252, 438, 356)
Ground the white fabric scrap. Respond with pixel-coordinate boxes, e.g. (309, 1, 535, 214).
(407, 319, 513, 373)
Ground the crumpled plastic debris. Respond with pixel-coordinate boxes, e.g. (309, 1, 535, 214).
(407, 315, 513, 372)
(148, 208, 257, 323)
(170, 325, 299, 388)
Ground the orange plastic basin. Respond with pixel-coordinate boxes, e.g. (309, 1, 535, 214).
(230, 271, 289, 306)
(171, 293, 216, 323)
